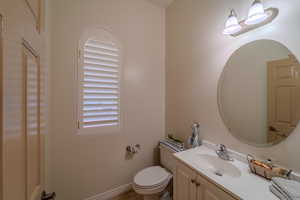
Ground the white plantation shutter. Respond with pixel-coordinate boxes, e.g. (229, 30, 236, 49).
(78, 30, 121, 132)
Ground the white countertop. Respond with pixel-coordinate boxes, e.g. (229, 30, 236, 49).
(174, 145, 279, 200)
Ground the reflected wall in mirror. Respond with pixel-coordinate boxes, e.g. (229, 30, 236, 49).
(218, 40, 300, 147)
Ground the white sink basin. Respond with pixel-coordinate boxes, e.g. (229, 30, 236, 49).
(193, 154, 241, 178)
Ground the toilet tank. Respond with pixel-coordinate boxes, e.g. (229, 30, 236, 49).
(159, 143, 178, 173)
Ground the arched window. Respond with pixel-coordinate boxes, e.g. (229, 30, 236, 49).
(78, 29, 121, 134)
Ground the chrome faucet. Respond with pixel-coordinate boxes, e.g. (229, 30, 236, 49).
(216, 144, 233, 161)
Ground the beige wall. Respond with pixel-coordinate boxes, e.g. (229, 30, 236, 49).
(166, 0, 300, 171)
(220, 40, 290, 145)
(48, 0, 165, 199)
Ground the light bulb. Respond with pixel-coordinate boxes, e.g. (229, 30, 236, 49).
(245, 0, 268, 25)
(223, 10, 242, 35)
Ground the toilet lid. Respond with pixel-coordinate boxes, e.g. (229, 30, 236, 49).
(134, 166, 171, 188)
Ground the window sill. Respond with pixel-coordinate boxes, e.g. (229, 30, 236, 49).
(77, 125, 121, 136)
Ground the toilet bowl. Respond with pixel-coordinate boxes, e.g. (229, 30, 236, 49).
(133, 140, 183, 200)
(133, 166, 172, 200)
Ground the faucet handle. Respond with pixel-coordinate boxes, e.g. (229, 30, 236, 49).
(219, 144, 227, 152)
(192, 122, 200, 128)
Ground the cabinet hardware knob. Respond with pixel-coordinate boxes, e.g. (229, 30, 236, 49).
(191, 179, 195, 184)
(196, 182, 201, 187)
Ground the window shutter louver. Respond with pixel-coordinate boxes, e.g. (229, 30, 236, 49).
(79, 37, 121, 130)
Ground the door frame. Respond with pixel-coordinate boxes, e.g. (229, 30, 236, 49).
(0, 13, 4, 200)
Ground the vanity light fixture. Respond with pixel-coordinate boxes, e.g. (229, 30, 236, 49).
(245, 0, 268, 25)
(223, 0, 279, 36)
(223, 10, 242, 35)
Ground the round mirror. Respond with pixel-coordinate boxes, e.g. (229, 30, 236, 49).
(218, 40, 300, 147)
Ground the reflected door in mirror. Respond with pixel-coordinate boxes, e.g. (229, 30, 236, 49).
(268, 55, 300, 143)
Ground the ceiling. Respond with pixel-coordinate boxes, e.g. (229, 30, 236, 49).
(147, 0, 175, 8)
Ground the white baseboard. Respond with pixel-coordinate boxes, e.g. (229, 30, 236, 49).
(84, 183, 132, 200)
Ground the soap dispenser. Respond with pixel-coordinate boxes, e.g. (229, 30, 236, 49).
(187, 122, 201, 148)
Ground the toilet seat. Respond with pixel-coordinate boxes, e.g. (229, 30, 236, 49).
(134, 176, 170, 189)
(133, 166, 172, 195)
(133, 181, 170, 195)
(134, 166, 172, 189)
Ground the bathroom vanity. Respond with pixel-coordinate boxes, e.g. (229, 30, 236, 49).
(173, 143, 280, 200)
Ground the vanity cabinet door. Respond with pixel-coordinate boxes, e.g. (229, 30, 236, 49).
(202, 188, 219, 200)
(197, 174, 238, 200)
(195, 179, 204, 200)
(174, 162, 197, 200)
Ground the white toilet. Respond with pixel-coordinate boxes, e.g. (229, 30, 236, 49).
(133, 142, 179, 200)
